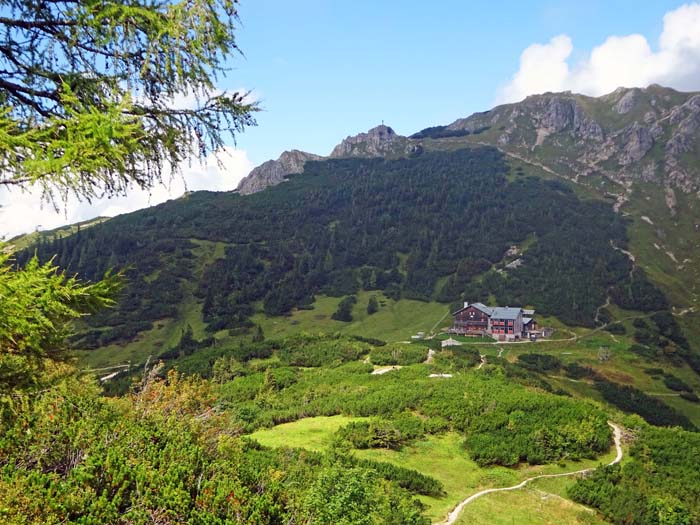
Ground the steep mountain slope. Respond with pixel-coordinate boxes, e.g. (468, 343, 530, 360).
(242, 87, 700, 197)
(411, 86, 700, 317)
(15, 85, 700, 390)
(5, 217, 108, 251)
(430, 85, 700, 192)
(233, 86, 700, 317)
(23, 148, 654, 351)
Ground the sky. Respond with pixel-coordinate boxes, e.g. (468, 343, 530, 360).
(3, 0, 700, 238)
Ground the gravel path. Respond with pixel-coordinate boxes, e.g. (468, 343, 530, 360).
(436, 422, 623, 525)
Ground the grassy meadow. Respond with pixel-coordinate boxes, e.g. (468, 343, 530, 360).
(247, 413, 620, 523)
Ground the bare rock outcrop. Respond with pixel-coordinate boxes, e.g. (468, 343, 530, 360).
(442, 85, 700, 192)
(618, 123, 654, 165)
(237, 150, 323, 195)
(237, 125, 412, 195)
(614, 88, 640, 114)
(330, 125, 409, 158)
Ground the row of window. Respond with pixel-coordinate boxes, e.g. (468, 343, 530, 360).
(492, 328, 515, 334)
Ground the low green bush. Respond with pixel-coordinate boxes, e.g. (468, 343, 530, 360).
(369, 344, 428, 366)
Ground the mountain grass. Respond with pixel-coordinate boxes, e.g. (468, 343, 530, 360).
(365, 437, 617, 523)
(248, 415, 366, 450)
(244, 414, 619, 523)
(76, 286, 208, 369)
(76, 292, 448, 369)
(454, 483, 610, 525)
(624, 183, 700, 309)
(251, 291, 450, 342)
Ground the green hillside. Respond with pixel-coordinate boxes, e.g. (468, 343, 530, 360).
(9, 136, 700, 525)
(6, 0, 700, 521)
(17, 145, 700, 433)
(21, 147, 663, 367)
(6, 217, 108, 251)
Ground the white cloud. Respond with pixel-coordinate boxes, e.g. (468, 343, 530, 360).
(498, 2, 700, 103)
(498, 35, 574, 104)
(0, 147, 253, 239)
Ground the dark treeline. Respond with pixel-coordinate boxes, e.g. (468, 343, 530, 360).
(595, 379, 696, 430)
(20, 147, 662, 347)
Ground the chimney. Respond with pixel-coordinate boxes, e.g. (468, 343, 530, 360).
(464, 302, 469, 308)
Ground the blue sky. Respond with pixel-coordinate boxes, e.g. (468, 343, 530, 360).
(4, 0, 700, 237)
(231, 0, 682, 164)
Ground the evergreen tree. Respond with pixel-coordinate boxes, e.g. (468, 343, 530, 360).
(332, 296, 357, 322)
(0, 0, 257, 201)
(252, 325, 265, 342)
(1, 0, 255, 392)
(0, 252, 119, 392)
(367, 295, 379, 315)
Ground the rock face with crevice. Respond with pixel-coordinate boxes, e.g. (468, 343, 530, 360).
(614, 88, 640, 114)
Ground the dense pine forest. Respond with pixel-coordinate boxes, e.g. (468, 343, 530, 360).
(22, 147, 664, 351)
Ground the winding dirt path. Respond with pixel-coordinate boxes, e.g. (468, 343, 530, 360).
(594, 295, 611, 326)
(436, 422, 623, 525)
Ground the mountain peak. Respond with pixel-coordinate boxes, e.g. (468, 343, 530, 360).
(237, 149, 322, 195)
(330, 124, 406, 158)
(237, 124, 413, 196)
(366, 124, 398, 138)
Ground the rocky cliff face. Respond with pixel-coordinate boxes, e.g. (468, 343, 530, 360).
(447, 85, 700, 193)
(330, 125, 410, 158)
(236, 150, 323, 195)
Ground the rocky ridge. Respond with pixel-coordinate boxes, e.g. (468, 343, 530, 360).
(237, 125, 411, 195)
(329, 124, 410, 158)
(239, 85, 700, 195)
(237, 150, 323, 195)
(445, 85, 700, 193)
